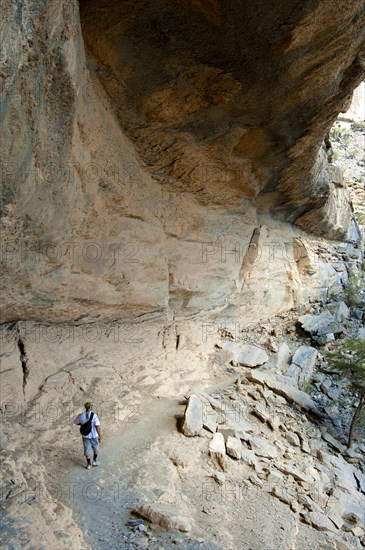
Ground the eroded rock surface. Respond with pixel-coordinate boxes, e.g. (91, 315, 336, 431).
(1, 2, 365, 549)
(1, 0, 364, 322)
(80, 0, 365, 234)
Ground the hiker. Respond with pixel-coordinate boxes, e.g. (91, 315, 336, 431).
(74, 402, 102, 469)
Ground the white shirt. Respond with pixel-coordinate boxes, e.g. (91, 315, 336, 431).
(74, 410, 100, 439)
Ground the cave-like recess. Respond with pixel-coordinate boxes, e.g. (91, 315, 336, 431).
(79, 0, 365, 233)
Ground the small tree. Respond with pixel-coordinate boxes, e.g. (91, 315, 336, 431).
(325, 339, 365, 449)
(346, 268, 361, 308)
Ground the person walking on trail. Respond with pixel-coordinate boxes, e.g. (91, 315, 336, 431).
(74, 402, 102, 470)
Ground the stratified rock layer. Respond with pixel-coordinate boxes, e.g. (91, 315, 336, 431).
(80, 0, 365, 228)
(1, 0, 364, 322)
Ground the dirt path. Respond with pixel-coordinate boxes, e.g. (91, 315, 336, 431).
(60, 397, 185, 549)
(61, 378, 238, 549)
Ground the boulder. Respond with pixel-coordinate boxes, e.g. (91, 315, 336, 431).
(182, 395, 203, 436)
(326, 302, 350, 323)
(250, 404, 271, 424)
(266, 471, 284, 485)
(188, 387, 229, 416)
(235, 430, 252, 443)
(244, 371, 324, 417)
(306, 511, 336, 532)
(226, 436, 242, 459)
(189, 388, 247, 430)
(221, 342, 269, 367)
(248, 436, 278, 459)
(237, 419, 256, 433)
(300, 439, 311, 454)
(202, 405, 218, 433)
(326, 488, 365, 532)
(292, 346, 317, 371)
(218, 428, 236, 441)
(326, 301, 349, 322)
(320, 430, 346, 454)
(313, 333, 335, 345)
(209, 432, 226, 455)
(308, 438, 325, 454)
(275, 342, 292, 371)
(240, 448, 257, 468)
(270, 485, 294, 506)
(297, 494, 322, 513)
(209, 432, 227, 470)
(274, 463, 312, 483)
(320, 378, 332, 395)
(298, 313, 344, 337)
(313, 371, 325, 384)
(352, 526, 365, 538)
(249, 474, 263, 488)
(353, 309, 364, 320)
(327, 387, 342, 401)
(323, 454, 360, 493)
(285, 345, 317, 389)
(285, 431, 301, 447)
(134, 503, 192, 532)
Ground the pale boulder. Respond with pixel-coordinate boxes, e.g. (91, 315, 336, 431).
(221, 342, 269, 367)
(182, 395, 203, 437)
(226, 436, 242, 459)
(134, 503, 192, 532)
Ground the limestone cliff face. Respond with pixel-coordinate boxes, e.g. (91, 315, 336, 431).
(79, 0, 365, 227)
(0, 0, 364, 322)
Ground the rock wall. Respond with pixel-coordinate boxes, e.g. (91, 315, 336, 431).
(1, 4, 365, 547)
(79, 0, 365, 227)
(0, 0, 364, 323)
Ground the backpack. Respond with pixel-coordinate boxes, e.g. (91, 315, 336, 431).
(80, 412, 94, 436)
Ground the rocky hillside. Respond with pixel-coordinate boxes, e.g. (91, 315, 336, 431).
(329, 119, 365, 234)
(0, 1, 365, 549)
(0, 237, 364, 549)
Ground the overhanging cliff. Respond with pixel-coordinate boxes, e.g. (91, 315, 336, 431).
(0, 0, 364, 322)
(79, 0, 365, 229)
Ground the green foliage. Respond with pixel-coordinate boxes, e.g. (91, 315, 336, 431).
(357, 213, 365, 226)
(346, 148, 360, 159)
(326, 339, 365, 396)
(326, 339, 365, 448)
(329, 126, 352, 143)
(351, 121, 365, 132)
(346, 268, 361, 307)
(331, 150, 339, 162)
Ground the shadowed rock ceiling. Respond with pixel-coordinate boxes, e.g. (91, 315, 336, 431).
(80, 0, 365, 228)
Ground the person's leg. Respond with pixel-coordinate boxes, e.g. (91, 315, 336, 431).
(83, 438, 92, 468)
(91, 438, 100, 465)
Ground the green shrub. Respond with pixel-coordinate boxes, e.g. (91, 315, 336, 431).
(347, 268, 361, 307)
(326, 339, 365, 448)
(346, 148, 360, 159)
(351, 121, 365, 132)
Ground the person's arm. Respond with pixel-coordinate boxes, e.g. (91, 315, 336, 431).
(73, 414, 82, 426)
(96, 425, 102, 442)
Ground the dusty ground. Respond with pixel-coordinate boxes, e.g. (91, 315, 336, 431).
(57, 374, 364, 550)
(2, 322, 363, 550)
(1, 231, 364, 549)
